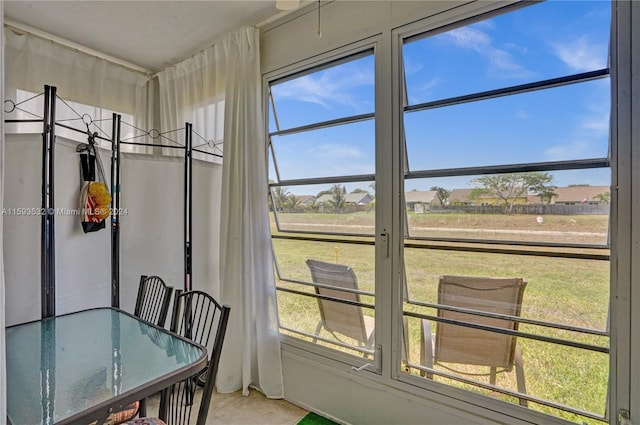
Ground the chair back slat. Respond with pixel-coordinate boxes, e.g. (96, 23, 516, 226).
(435, 275, 527, 369)
(166, 289, 231, 425)
(134, 275, 174, 327)
(306, 259, 368, 345)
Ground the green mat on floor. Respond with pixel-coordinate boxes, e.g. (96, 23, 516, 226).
(297, 412, 339, 425)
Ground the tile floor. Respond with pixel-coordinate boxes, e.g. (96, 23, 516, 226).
(206, 389, 308, 425)
(144, 388, 308, 425)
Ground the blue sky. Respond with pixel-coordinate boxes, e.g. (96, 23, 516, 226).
(269, 1, 611, 196)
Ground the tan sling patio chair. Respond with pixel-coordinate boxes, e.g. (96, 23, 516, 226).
(305, 259, 375, 351)
(420, 275, 528, 406)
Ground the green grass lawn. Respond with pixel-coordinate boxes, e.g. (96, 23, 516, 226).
(272, 212, 610, 424)
(272, 210, 608, 244)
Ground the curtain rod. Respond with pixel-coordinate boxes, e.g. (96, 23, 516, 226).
(4, 19, 153, 77)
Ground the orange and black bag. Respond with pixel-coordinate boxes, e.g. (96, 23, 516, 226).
(77, 132, 111, 233)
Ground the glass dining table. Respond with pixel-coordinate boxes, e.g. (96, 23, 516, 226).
(6, 307, 208, 425)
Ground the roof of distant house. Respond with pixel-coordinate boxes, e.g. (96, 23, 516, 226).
(448, 188, 475, 202)
(295, 195, 316, 205)
(345, 192, 373, 205)
(552, 185, 610, 203)
(404, 190, 439, 203)
(316, 194, 334, 204)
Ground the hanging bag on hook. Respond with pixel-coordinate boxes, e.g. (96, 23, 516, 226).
(77, 131, 111, 233)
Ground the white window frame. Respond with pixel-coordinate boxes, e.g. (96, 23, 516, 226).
(389, 2, 617, 423)
(265, 36, 383, 371)
(265, 1, 631, 423)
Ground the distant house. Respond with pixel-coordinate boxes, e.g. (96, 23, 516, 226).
(405, 190, 441, 212)
(551, 186, 610, 205)
(345, 192, 373, 206)
(315, 194, 334, 205)
(447, 188, 475, 206)
(475, 188, 529, 206)
(448, 187, 533, 206)
(295, 195, 316, 207)
(314, 191, 372, 212)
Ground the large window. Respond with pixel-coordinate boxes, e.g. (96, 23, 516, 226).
(268, 1, 612, 424)
(268, 49, 378, 361)
(398, 2, 610, 423)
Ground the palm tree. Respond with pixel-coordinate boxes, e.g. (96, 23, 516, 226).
(285, 194, 302, 211)
(328, 184, 346, 212)
(270, 186, 290, 212)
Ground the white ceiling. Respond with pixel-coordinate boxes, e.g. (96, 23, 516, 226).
(4, 1, 292, 73)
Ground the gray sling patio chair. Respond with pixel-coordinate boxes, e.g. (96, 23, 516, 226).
(419, 275, 528, 406)
(306, 259, 375, 352)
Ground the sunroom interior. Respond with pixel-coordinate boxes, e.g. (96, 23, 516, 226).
(1, 1, 639, 425)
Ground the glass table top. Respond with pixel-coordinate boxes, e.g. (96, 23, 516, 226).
(6, 308, 206, 425)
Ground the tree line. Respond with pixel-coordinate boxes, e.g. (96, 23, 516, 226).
(270, 173, 610, 214)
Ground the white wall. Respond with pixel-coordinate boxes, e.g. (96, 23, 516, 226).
(119, 153, 185, 314)
(4, 135, 111, 325)
(55, 139, 111, 315)
(4, 134, 42, 325)
(192, 160, 223, 299)
(282, 347, 536, 425)
(118, 153, 222, 316)
(261, 1, 470, 74)
(3, 136, 223, 325)
(1, 3, 7, 417)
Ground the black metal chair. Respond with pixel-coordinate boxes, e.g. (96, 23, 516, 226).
(116, 276, 174, 421)
(134, 275, 174, 327)
(126, 290, 231, 425)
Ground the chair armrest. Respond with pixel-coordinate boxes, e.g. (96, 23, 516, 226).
(420, 319, 434, 371)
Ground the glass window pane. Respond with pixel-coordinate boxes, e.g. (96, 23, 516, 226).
(405, 79, 610, 171)
(270, 53, 374, 131)
(270, 182, 375, 236)
(403, 1, 611, 104)
(405, 169, 610, 246)
(275, 239, 375, 357)
(402, 248, 608, 422)
(271, 119, 375, 180)
(401, 2, 611, 421)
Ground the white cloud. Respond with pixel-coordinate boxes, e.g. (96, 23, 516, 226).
(403, 57, 423, 76)
(447, 27, 491, 51)
(311, 143, 366, 159)
(273, 64, 374, 111)
(504, 42, 528, 55)
(551, 36, 607, 72)
(419, 77, 441, 92)
(581, 114, 609, 136)
(544, 140, 592, 161)
(445, 27, 533, 78)
(408, 77, 442, 104)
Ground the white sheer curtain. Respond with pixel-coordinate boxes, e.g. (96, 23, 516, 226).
(4, 28, 148, 119)
(157, 41, 225, 162)
(217, 27, 283, 399)
(1, 1, 7, 419)
(157, 26, 283, 398)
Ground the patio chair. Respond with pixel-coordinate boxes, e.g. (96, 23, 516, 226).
(125, 290, 230, 425)
(117, 276, 175, 420)
(419, 275, 528, 406)
(134, 275, 174, 327)
(102, 276, 174, 423)
(305, 259, 375, 351)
